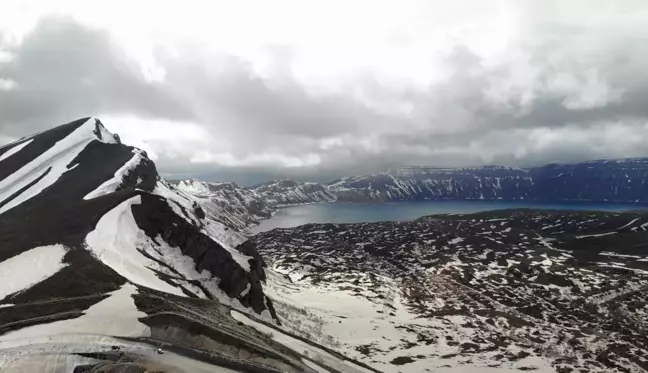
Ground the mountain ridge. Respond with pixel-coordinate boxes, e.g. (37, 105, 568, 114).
(0, 118, 349, 373)
(173, 158, 648, 232)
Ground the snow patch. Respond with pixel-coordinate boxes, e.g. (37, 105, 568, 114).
(448, 237, 464, 245)
(0, 284, 149, 347)
(617, 218, 640, 230)
(0, 139, 33, 162)
(576, 232, 617, 239)
(0, 244, 68, 302)
(84, 148, 146, 200)
(85, 195, 186, 296)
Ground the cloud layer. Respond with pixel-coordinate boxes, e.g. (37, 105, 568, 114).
(2, 1, 648, 184)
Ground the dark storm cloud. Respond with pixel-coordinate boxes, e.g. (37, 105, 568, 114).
(0, 16, 193, 137)
(162, 57, 371, 140)
(2, 15, 648, 183)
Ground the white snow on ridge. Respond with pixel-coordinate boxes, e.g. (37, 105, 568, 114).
(154, 180, 251, 271)
(0, 244, 68, 302)
(0, 118, 112, 215)
(84, 148, 146, 200)
(0, 284, 150, 348)
(85, 194, 257, 313)
(176, 179, 212, 196)
(154, 181, 199, 225)
(85, 195, 186, 297)
(0, 139, 33, 163)
(201, 219, 251, 271)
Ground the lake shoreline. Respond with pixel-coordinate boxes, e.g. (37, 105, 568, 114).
(247, 199, 648, 234)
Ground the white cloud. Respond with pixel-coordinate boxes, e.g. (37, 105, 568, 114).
(2, 0, 648, 181)
(0, 78, 16, 90)
(560, 70, 624, 110)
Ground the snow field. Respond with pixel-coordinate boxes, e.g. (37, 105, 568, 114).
(0, 244, 68, 302)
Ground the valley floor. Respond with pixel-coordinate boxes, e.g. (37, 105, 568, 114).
(254, 209, 648, 373)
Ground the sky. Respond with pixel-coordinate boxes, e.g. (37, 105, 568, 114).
(1, 0, 648, 185)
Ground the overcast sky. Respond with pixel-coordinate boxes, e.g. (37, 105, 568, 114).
(2, 0, 648, 184)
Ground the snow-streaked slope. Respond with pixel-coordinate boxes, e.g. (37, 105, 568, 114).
(0, 139, 33, 163)
(85, 195, 187, 296)
(83, 148, 147, 199)
(175, 178, 214, 195)
(0, 244, 68, 302)
(231, 309, 373, 373)
(253, 180, 336, 207)
(174, 178, 336, 232)
(0, 117, 345, 373)
(175, 179, 274, 231)
(263, 269, 555, 373)
(327, 166, 535, 202)
(0, 284, 149, 347)
(154, 179, 251, 265)
(255, 211, 648, 373)
(328, 161, 648, 203)
(0, 338, 245, 373)
(0, 118, 116, 214)
(85, 194, 264, 312)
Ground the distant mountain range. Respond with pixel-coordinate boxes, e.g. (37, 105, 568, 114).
(329, 160, 648, 202)
(174, 159, 648, 231)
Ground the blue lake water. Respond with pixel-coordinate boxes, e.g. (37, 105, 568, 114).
(248, 200, 648, 234)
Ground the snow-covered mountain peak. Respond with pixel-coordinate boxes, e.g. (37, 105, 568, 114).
(0, 117, 126, 214)
(0, 118, 348, 372)
(90, 117, 121, 144)
(0, 117, 271, 307)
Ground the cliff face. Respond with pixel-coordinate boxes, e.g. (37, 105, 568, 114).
(529, 159, 648, 202)
(328, 166, 534, 202)
(328, 160, 648, 203)
(253, 180, 336, 206)
(174, 179, 275, 231)
(174, 179, 337, 231)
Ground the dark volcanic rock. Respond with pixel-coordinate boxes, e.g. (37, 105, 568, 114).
(131, 194, 267, 313)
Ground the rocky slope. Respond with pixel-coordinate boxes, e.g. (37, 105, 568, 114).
(254, 209, 648, 373)
(0, 118, 351, 373)
(328, 161, 648, 203)
(173, 179, 274, 231)
(253, 180, 336, 206)
(174, 179, 336, 231)
(176, 160, 648, 227)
